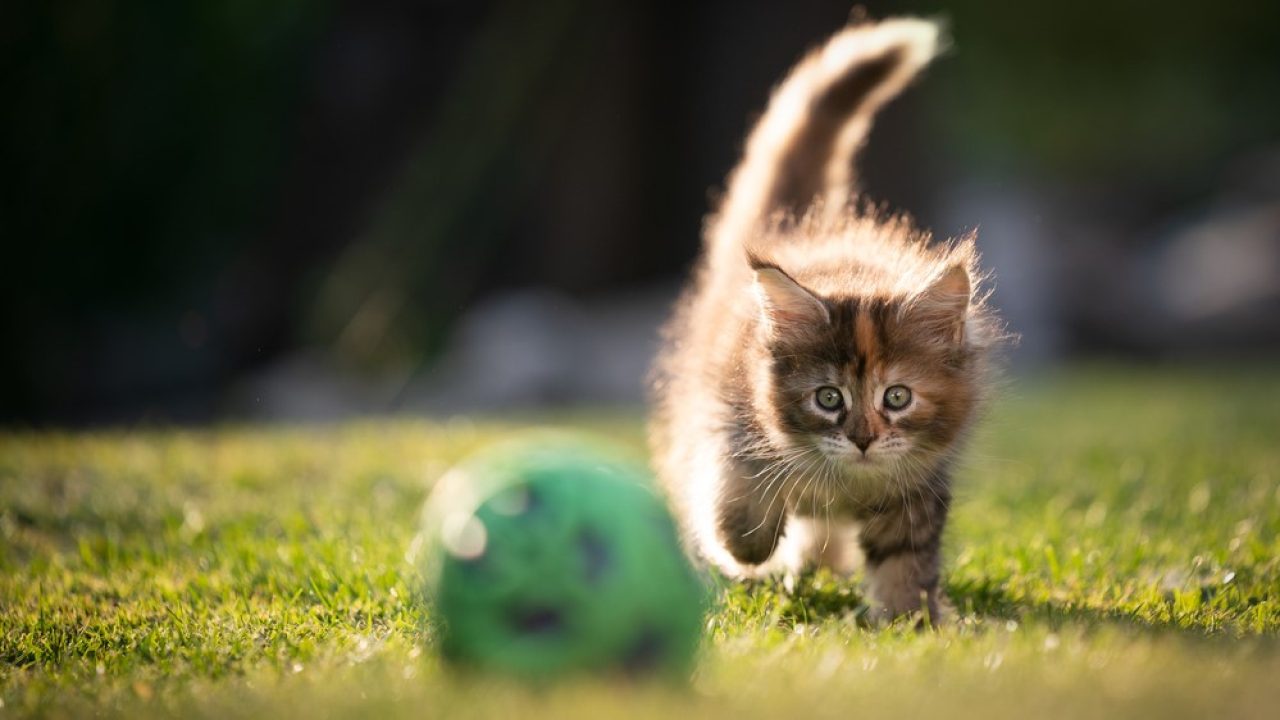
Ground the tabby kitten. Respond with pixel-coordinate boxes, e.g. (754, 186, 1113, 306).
(649, 17, 1005, 621)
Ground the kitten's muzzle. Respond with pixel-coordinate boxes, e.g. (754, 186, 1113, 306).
(848, 427, 876, 453)
(845, 413, 878, 453)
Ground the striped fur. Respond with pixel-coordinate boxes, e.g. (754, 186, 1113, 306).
(649, 17, 1007, 622)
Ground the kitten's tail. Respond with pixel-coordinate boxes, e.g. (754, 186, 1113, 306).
(711, 17, 941, 253)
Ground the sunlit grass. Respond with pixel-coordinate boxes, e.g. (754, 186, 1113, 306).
(1, 365, 1278, 717)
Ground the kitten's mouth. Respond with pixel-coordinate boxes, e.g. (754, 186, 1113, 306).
(824, 448, 881, 466)
(816, 439, 897, 467)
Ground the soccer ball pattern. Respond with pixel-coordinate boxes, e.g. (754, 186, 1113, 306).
(419, 437, 708, 680)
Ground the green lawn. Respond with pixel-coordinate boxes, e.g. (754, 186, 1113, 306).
(2, 366, 1278, 718)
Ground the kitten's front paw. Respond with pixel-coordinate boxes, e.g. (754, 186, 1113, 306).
(723, 533, 779, 566)
(718, 505, 787, 566)
(867, 590, 952, 628)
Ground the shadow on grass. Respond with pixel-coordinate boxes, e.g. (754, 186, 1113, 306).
(945, 575, 1265, 637)
(729, 571, 1263, 637)
(724, 570, 873, 629)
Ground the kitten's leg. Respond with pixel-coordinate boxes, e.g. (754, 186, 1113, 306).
(775, 515, 861, 576)
(771, 515, 861, 592)
(816, 519, 862, 576)
(714, 462, 789, 566)
(858, 487, 950, 623)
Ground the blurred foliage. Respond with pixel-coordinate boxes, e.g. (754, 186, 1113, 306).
(1, 0, 334, 418)
(919, 0, 1280, 181)
(3, 0, 331, 301)
(2, 1, 1278, 421)
(307, 0, 588, 377)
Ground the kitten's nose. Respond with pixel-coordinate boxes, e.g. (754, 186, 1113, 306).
(849, 429, 875, 453)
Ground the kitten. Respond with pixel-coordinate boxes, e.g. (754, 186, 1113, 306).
(649, 17, 1006, 622)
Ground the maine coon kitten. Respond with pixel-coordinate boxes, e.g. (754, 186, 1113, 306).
(649, 17, 1005, 621)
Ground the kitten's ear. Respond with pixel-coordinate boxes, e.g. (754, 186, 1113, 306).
(750, 258, 829, 333)
(909, 264, 970, 345)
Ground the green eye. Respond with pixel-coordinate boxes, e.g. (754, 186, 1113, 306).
(815, 386, 843, 411)
(883, 385, 912, 410)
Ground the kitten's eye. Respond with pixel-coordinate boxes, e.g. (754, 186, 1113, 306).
(815, 386, 843, 411)
(883, 385, 912, 410)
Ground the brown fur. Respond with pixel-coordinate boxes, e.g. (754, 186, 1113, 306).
(648, 17, 1008, 622)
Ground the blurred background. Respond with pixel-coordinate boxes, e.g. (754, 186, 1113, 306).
(2, 0, 1278, 426)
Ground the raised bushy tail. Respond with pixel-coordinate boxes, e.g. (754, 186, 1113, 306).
(711, 17, 941, 254)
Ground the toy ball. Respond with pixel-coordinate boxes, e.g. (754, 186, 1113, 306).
(418, 435, 708, 681)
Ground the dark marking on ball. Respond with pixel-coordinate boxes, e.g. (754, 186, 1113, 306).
(578, 528, 610, 583)
(521, 485, 543, 515)
(620, 625, 666, 674)
(509, 605, 564, 635)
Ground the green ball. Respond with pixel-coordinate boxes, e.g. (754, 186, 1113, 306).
(418, 435, 709, 681)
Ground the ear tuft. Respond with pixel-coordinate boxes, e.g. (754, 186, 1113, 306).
(929, 264, 970, 305)
(752, 264, 829, 333)
(910, 264, 970, 345)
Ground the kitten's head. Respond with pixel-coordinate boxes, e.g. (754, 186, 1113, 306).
(746, 234, 1000, 480)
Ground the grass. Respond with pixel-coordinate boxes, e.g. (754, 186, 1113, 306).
(1, 365, 1278, 718)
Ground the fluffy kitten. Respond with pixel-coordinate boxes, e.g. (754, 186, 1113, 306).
(649, 17, 1005, 621)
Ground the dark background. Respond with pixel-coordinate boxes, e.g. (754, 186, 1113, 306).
(3, 0, 1279, 425)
